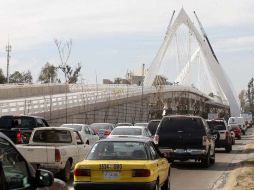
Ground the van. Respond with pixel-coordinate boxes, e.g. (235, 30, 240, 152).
(228, 117, 247, 135)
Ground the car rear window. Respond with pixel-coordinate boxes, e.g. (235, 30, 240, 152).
(33, 130, 72, 143)
(207, 121, 226, 130)
(90, 124, 112, 131)
(147, 120, 160, 135)
(0, 116, 36, 130)
(87, 141, 148, 160)
(159, 117, 205, 134)
(61, 124, 82, 131)
(111, 128, 142, 135)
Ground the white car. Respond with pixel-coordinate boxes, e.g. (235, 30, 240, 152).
(61, 123, 99, 145)
(108, 126, 153, 141)
(16, 127, 89, 181)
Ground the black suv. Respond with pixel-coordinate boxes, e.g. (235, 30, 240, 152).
(0, 115, 49, 144)
(154, 115, 216, 167)
(207, 120, 233, 153)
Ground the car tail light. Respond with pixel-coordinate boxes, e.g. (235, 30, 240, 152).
(203, 136, 208, 146)
(16, 131, 22, 144)
(104, 130, 111, 136)
(132, 169, 150, 177)
(55, 149, 61, 162)
(154, 135, 159, 145)
(74, 168, 91, 177)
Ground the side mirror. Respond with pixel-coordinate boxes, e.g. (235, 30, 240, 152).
(35, 169, 54, 188)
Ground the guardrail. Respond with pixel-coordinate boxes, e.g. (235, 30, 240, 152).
(0, 84, 224, 116)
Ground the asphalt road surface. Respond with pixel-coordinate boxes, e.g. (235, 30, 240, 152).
(68, 127, 254, 190)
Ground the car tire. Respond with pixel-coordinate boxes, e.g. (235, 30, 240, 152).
(242, 130, 246, 135)
(238, 136, 241, 140)
(232, 138, 235, 145)
(153, 180, 160, 190)
(161, 172, 170, 190)
(201, 152, 210, 168)
(225, 144, 232, 153)
(210, 150, 215, 164)
(60, 160, 71, 182)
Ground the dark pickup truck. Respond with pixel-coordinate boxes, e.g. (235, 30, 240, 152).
(154, 115, 216, 167)
(0, 115, 49, 144)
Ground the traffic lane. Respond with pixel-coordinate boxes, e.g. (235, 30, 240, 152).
(67, 129, 254, 190)
(171, 129, 253, 190)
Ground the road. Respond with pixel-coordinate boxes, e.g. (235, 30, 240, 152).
(68, 127, 254, 190)
(171, 127, 254, 190)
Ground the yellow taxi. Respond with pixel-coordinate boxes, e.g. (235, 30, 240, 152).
(74, 137, 170, 190)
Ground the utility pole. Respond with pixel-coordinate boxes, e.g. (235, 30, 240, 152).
(141, 63, 145, 121)
(6, 40, 12, 83)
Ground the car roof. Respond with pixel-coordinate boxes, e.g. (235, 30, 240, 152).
(163, 115, 202, 119)
(90, 123, 114, 125)
(33, 127, 74, 131)
(99, 137, 150, 143)
(115, 126, 146, 129)
(61, 123, 89, 127)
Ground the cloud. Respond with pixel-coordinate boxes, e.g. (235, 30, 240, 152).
(0, 0, 253, 51)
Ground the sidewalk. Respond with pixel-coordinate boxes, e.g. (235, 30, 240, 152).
(224, 128, 254, 190)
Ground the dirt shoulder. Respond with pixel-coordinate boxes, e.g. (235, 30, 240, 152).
(224, 144, 254, 190)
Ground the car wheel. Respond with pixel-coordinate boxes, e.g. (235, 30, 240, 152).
(60, 160, 71, 182)
(225, 144, 232, 153)
(210, 150, 215, 164)
(161, 173, 170, 190)
(238, 136, 241, 140)
(201, 152, 210, 168)
(242, 130, 246, 135)
(153, 180, 160, 190)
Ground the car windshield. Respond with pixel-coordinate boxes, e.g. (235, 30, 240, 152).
(90, 124, 112, 131)
(207, 121, 226, 130)
(33, 130, 72, 143)
(111, 128, 142, 135)
(147, 120, 160, 135)
(61, 124, 82, 131)
(87, 141, 148, 160)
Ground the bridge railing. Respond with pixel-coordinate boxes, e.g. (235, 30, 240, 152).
(0, 84, 218, 116)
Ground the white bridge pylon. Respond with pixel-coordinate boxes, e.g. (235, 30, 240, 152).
(144, 8, 240, 116)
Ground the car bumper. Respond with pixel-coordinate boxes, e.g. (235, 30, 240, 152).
(74, 181, 156, 190)
(160, 148, 207, 160)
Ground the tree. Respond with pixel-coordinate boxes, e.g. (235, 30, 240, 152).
(22, 71, 33, 83)
(9, 71, 23, 83)
(247, 77, 254, 112)
(9, 70, 33, 83)
(0, 69, 6, 84)
(54, 39, 82, 83)
(152, 75, 169, 86)
(38, 62, 58, 83)
(239, 89, 247, 112)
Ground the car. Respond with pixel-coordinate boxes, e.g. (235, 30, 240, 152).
(134, 122, 148, 127)
(0, 132, 67, 190)
(147, 119, 161, 136)
(228, 117, 247, 135)
(116, 123, 133, 127)
(16, 127, 88, 181)
(74, 137, 171, 190)
(0, 115, 49, 144)
(206, 119, 233, 152)
(154, 115, 216, 167)
(229, 125, 241, 140)
(61, 123, 99, 145)
(108, 126, 153, 140)
(90, 123, 115, 139)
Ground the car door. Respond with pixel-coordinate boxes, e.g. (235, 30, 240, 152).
(0, 137, 34, 190)
(148, 142, 168, 185)
(88, 126, 99, 145)
(74, 131, 87, 161)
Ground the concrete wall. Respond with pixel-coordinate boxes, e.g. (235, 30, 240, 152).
(0, 84, 68, 100)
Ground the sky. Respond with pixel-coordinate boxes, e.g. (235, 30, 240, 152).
(0, 0, 253, 94)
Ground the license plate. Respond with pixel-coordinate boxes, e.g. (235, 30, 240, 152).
(175, 149, 185, 153)
(104, 171, 119, 179)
